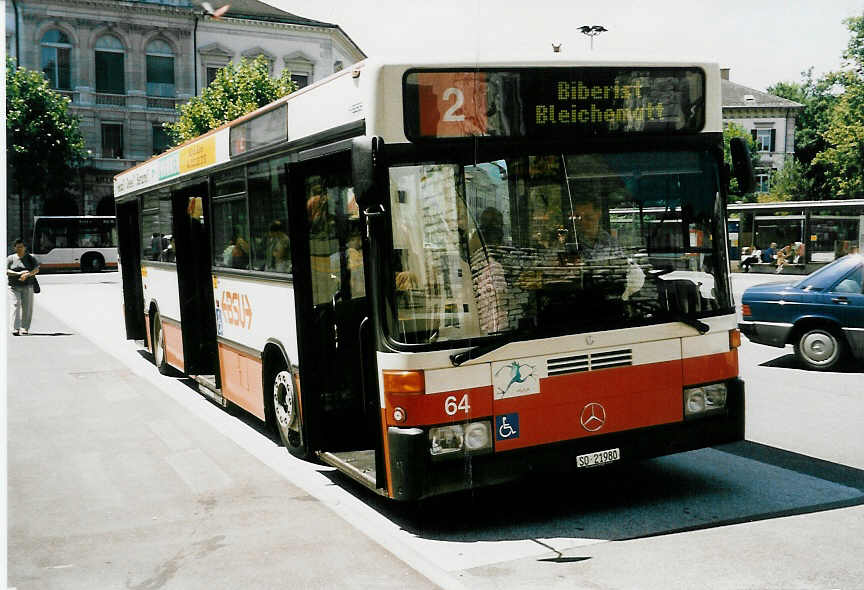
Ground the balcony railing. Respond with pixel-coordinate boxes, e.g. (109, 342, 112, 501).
(146, 96, 180, 110)
(95, 93, 127, 106)
(56, 90, 78, 103)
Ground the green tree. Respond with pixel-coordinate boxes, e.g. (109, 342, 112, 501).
(6, 58, 86, 212)
(768, 70, 838, 199)
(812, 15, 864, 198)
(723, 122, 761, 202)
(767, 158, 812, 200)
(165, 56, 296, 145)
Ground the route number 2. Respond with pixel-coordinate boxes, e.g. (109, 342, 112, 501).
(445, 394, 471, 416)
(442, 87, 465, 122)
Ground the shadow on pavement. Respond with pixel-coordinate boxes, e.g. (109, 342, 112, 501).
(325, 441, 864, 545)
(759, 352, 862, 373)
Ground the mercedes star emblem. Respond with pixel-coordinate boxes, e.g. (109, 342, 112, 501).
(580, 402, 607, 432)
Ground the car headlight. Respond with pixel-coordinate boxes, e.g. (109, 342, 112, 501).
(684, 383, 728, 417)
(429, 421, 493, 457)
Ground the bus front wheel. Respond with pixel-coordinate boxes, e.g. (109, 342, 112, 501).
(271, 366, 308, 459)
(151, 310, 170, 375)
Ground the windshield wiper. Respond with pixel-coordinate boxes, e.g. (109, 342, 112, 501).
(450, 333, 530, 367)
(667, 311, 710, 334)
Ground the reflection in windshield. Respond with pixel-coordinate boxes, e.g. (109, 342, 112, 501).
(387, 151, 728, 345)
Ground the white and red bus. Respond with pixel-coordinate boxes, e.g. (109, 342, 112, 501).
(32, 215, 118, 272)
(114, 58, 754, 500)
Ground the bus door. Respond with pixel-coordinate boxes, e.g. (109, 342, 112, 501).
(116, 200, 146, 340)
(293, 155, 382, 469)
(172, 183, 220, 380)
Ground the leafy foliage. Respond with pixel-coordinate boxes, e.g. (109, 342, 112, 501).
(6, 58, 86, 201)
(165, 56, 296, 145)
(812, 15, 864, 198)
(766, 13, 864, 200)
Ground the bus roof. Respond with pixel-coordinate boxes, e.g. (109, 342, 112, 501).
(115, 57, 723, 198)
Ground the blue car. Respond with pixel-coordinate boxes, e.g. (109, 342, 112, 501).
(739, 254, 864, 370)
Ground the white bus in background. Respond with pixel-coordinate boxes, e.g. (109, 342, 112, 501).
(32, 215, 118, 272)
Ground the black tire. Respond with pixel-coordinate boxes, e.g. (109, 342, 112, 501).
(151, 310, 171, 375)
(80, 253, 104, 273)
(268, 361, 309, 459)
(793, 326, 845, 371)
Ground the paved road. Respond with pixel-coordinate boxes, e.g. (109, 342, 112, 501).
(6, 271, 864, 589)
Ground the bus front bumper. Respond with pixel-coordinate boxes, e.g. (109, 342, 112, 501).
(388, 378, 745, 501)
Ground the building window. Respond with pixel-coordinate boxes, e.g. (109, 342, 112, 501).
(152, 125, 170, 155)
(146, 39, 175, 97)
(41, 30, 72, 90)
(206, 66, 222, 87)
(102, 123, 124, 158)
(290, 74, 309, 88)
(753, 128, 775, 153)
(95, 35, 125, 94)
(755, 168, 771, 193)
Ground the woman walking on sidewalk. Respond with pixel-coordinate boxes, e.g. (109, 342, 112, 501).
(7, 238, 40, 336)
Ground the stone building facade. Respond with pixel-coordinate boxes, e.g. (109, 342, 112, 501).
(6, 0, 364, 245)
(720, 68, 804, 193)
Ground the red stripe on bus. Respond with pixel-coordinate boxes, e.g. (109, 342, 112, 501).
(380, 408, 394, 499)
(144, 313, 152, 351)
(682, 350, 738, 385)
(162, 321, 185, 372)
(217, 342, 265, 420)
(494, 359, 684, 452)
(385, 384, 494, 427)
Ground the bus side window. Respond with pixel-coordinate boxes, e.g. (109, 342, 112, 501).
(249, 156, 292, 274)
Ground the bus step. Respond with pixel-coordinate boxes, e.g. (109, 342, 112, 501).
(193, 375, 226, 407)
(318, 450, 385, 495)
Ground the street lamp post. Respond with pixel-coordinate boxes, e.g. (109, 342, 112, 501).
(579, 25, 608, 50)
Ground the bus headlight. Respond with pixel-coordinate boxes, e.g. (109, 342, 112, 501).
(464, 421, 492, 451)
(429, 421, 493, 457)
(684, 383, 728, 417)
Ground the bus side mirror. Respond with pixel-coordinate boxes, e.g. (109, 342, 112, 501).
(729, 137, 756, 194)
(352, 136, 385, 208)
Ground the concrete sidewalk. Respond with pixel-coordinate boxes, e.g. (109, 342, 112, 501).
(7, 305, 438, 590)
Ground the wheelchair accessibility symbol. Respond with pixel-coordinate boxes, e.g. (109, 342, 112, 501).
(495, 413, 520, 441)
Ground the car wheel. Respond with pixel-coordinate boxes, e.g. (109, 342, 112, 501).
(270, 363, 308, 458)
(794, 327, 845, 371)
(152, 310, 170, 375)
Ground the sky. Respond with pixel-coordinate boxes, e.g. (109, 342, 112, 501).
(266, 0, 864, 92)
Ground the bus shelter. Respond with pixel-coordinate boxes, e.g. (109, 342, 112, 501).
(728, 199, 864, 272)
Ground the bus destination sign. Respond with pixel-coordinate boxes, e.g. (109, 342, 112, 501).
(404, 67, 705, 140)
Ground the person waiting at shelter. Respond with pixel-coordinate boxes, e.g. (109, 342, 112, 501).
(740, 246, 761, 272)
(761, 242, 777, 263)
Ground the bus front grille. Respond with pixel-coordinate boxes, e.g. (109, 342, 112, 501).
(547, 349, 632, 376)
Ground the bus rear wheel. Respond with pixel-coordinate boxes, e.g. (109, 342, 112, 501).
(81, 253, 105, 273)
(271, 366, 308, 459)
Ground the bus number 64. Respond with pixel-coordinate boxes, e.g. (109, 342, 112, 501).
(445, 394, 471, 416)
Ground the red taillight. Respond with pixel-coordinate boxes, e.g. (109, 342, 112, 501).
(729, 329, 741, 349)
(382, 370, 425, 395)
(741, 304, 752, 317)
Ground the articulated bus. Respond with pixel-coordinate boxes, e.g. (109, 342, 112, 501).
(32, 215, 118, 272)
(114, 58, 754, 500)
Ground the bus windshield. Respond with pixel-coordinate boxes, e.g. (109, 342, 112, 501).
(387, 150, 729, 345)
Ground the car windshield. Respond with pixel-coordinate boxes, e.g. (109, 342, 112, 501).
(795, 254, 864, 291)
(387, 150, 730, 345)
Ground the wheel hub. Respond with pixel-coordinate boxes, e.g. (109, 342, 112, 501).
(273, 371, 296, 429)
(803, 332, 835, 363)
